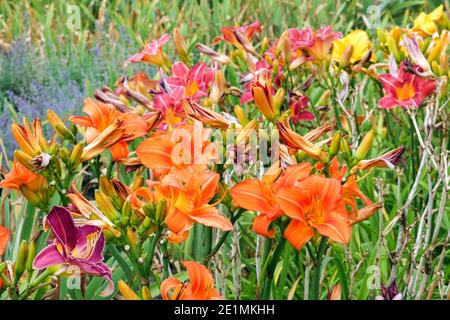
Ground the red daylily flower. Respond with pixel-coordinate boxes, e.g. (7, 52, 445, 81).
(378, 61, 436, 109)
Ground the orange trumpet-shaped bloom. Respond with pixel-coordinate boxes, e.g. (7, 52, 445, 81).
(136, 124, 217, 171)
(318, 157, 381, 224)
(154, 167, 232, 243)
(275, 175, 351, 250)
(0, 158, 45, 192)
(0, 225, 10, 256)
(231, 163, 312, 238)
(11, 117, 51, 157)
(161, 261, 222, 300)
(70, 98, 149, 161)
(251, 72, 282, 122)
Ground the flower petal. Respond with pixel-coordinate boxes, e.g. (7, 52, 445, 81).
(284, 220, 314, 250)
(33, 244, 65, 269)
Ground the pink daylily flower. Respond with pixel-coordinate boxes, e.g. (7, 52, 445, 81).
(128, 34, 171, 67)
(378, 60, 436, 109)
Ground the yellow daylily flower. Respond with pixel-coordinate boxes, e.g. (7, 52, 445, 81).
(412, 5, 444, 36)
(332, 30, 374, 67)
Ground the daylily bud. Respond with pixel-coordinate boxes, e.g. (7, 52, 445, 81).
(273, 88, 284, 116)
(15, 240, 28, 283)
(339, 44, 354, 68)
(386, 34, 401, 62)
(100, 176, 119, 199)
(143, 202, 156, 219)
(195, 43, 231, 64)
(260, 37, 270, 55)
(210, 69, 227, 105)
(69, 143, 84, 168)
(173, 28, 190, 65)
(234, 105, 249, 126)
(19, 185, 43, 207)
(329, 131, 342, 160)
(126, 228, 138, 246)
(26, 241, 36, 273)
(59, 147, 70, 162)
(47, 110, 75, 141)
(138, 216, 152, 235)
(130, 175, 144, 191)
(438, 77, 448, 101)
(251, 72, 277, 122)
(340, 138, 351, 161)
(236, 119, 258, 145)
(277, 31, 291, 63)
(121, 199, 132, 226)
(354, 131, 374, 162)
(155, 199, 167, 224)
(118, 280, 140, 300)
(141, 286, 152, 300)
(95, 191, 120, 222)
(272, 59, 279, 79)
(14, 150, 34, 171)
(130, 211, 141, 226)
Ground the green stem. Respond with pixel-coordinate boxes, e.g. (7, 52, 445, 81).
(107, 243, 133, 284)
(202, 209, 244, 264)
(311, 236, 328, 300)
(106, 160, 115, 179)
(144, 228, 162, 279)
(261, 237, 287, 299)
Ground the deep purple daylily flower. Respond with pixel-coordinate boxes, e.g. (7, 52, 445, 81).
(33, 206, 113, 296)
(375, 281, 403, 300)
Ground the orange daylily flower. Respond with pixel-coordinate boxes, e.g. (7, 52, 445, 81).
(216, 21, 262, 52)
(251, 72, 282, 121)
(136, 124, 217, 171)
(11, 117, 52, 158)
(161, 261, 223, 300)
(70, 98, 149, 161)
(0, 225, 10, 256)
(231, 163, 312, 238)
(275, 175, 351, 249)
(151, 166, 232, 243)
(0, 158, 45, 192)
(318, 157, 381, 224)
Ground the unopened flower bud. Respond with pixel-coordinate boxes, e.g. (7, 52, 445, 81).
(141, 286, 152, 300)
(173, 28, 190, 65)
(118, 280, 139, 300)
(47, 110, 75, 141)
(69, 143, 84, 168)
(14, 150, 34, 171)
(15, 240, 28, 283)
(354, 131, 374, 162)
(329, 131, 342, 160)
(340, 138, 351, 161)
(234, 105, 249, 126)
(121, 200, 132, 226)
